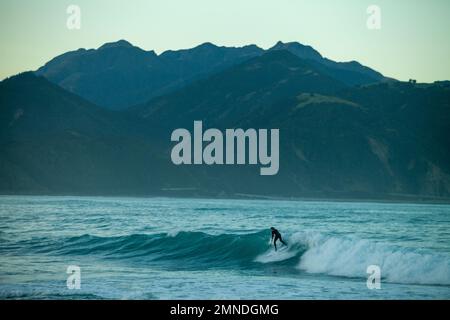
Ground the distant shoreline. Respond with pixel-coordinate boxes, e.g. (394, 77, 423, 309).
(1, 191, 450, 206)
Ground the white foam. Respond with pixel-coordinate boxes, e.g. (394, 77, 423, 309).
(293, 232, 450, 285)
(166, 230, 180, 237)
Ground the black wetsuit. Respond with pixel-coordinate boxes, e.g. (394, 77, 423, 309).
(271, 228, 287, 251)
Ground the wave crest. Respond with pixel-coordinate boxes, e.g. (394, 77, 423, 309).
(15, 230, 450, 285)
(294, 232, 450, 285)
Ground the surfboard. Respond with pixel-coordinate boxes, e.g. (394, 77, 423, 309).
(276, 245, 289, 252)
(255, 245, 294, 263)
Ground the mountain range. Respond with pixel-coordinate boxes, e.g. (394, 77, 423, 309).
(1, 40, 450, 201)
(36, 40, 386, 110)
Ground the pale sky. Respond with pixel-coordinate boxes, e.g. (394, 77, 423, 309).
(0, 0, 449, 82)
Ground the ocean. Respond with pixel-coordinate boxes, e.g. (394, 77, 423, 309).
(0, 195, 449, 300)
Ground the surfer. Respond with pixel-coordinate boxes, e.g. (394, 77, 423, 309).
(270, 227, 287, 251)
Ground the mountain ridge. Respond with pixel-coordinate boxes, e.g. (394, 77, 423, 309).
(36, 39, 389, 110)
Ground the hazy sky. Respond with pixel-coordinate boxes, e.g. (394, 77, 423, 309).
(0, 0, 449, 82)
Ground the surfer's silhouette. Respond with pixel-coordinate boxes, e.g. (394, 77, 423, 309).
(270, 227, 287, 251)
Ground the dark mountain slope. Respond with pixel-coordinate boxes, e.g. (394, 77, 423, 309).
(135, 50, 347, 128)
(130, 53, 450, 200)
(0, 73, 176, 195)
(338, 81, 450, 196)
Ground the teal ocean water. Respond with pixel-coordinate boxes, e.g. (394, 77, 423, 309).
(0, 195, 449, 299)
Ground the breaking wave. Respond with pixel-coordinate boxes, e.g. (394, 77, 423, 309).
(6, 230, 450, 285)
